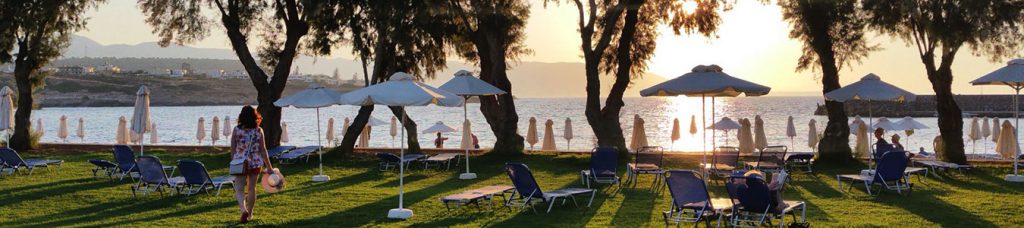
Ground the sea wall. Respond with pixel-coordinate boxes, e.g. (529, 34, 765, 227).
(813, 94, 1023, 118)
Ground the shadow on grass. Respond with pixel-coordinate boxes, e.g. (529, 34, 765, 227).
(0, 178, 121, 205)
(874, 189, 998, 227)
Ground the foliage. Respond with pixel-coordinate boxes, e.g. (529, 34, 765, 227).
(445, 0, 532, 67)
(780, 0, 876, 74)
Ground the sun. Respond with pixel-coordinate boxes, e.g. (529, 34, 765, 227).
(681, 1, 699, 15)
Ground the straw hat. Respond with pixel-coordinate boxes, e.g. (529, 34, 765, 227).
(261, 168, 285, 193)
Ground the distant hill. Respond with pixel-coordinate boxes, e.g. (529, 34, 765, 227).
(58, 35, 670, 98)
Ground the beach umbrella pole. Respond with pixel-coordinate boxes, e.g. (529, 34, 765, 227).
(701, 95, 707, 177)
(459, 96, 477, 180)
(388, 107, 414, 219)
(1009, 87, 1023, 181)
(312, 108, 330, 182)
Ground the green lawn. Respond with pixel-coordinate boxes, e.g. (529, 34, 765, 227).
(2, 151, 1023, 227)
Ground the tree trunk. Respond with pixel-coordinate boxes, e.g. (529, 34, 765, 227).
(389, 106, 420, 153)
(806, 11, 853, 163)
(10, 59, 34, 151)
(932, 64, 967, 164)
(336, 105, 374, 155)
(586, 0, 642, 157)
(476, 33, 524, 154)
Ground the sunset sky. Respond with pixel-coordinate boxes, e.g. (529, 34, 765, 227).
(76, 0, 1017, 95)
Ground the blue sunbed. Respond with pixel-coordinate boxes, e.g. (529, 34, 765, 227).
(0, 148, 62, 176)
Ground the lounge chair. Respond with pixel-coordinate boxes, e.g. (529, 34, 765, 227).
(662, 170, 733, 227)
(278, 145, 321, 164)
(132, 156, 176, 197)
(626, 146, 665, 190)
(88, 159, 118, 179)
(837, 151, 912, 195)
(268, 145, 297, 159)
(422, 153, 460, 170)
(746, 146, 787, 173)
(0, 148, 62, 176)
(725, 175, 806, 228)
(580, 147, 620, 189)
(113, 145, 140, 180)
(785, 153, 814, 173)
(377, 153, 401, 171)
(505, 163, 596, 213)
(176, 160, 234, 196)
(704, 147, 741, 183)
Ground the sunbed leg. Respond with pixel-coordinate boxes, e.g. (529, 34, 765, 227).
(546, 198, 556, 213)
(587, 191, 595, 207)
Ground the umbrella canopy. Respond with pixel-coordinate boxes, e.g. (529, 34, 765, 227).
(280, 122, 289, 143)
(223, 116, 232, 137)
(670, 118, 681, 143)
(359, 125, 371, 148)
(854, 120, 869, 157)
(150, 122, 158, 144)
(422, 121, 457, 133)
(211, 116, 221, 144)
(76, 117, 84, 140)
(438, 70, 507, 96)
(689, 115, 698, 135)
(461, 120, 473, 149)
(894, 117, 929, 130)
(738, 118, 754, 154)
(526, 117, 538, 148)
(196, 117, 206, 144)
(993, 117, 1001, 143)
(338, 72, 463, 107)
(708, 117, 741, 130)
(563, 118, 574, 142)
(116, 116, 129, 144)
(824, 73, 916, 102)
(640, 65, 771, 97)
(996, 120, 1020, 159)
(982, 117, 992, 139)
(807, 119, 818, 150)
(342, 118, 350, 137)
(274, 84, 344, 108)
(130, 86, 151, 135)
(0, 86, 12, 131)
(849, 116, 863, 130)
(542, 119, 556, 150)
(630, 115, 649, 150)
(34, 118, 43, 137)
(390, 116, 398, 138)
(326, 117, 335, 144)
(970, 59, 1024, 87)
(58, 115, 68, 141)
(786, 116, 797, 138)
(968, 117, 982, 141)
(754, 115, 767, 150)
(872, 117, 900, 131)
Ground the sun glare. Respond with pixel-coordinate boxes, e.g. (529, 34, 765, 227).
(681, 1, 699, 15)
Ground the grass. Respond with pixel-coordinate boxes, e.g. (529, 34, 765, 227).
(2, 151, 1024, 227)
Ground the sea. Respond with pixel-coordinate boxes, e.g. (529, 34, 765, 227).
(27, 96, 1010, 155)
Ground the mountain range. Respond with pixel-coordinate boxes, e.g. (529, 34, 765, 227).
(61, 35, 669, 98)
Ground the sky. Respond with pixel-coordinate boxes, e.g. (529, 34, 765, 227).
(76, 0, 1019, 95)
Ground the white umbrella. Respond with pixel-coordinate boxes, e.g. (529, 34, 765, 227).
(390, 116, 398, 147)
(872, 117, 900, 131)
(422, 121, 457, 134)
(326, 117, 335, 146)
(439, 70, 507, 180)
(972, 59, 1024, 181)
(786, 116, 797, 149)
(337, 71, 464, 219)
(808, 119, 818, 151)
(461, 120, 473, 149)
(707, 117, 741, 147)
(630, 115, 649, 150)
(196, 117, 205, 145)
(280, 121, 289, 143)
(992, 117, 1001, 143)
(996, 120, 1020, 159)
(274, 83, 344, 182)
(130, 86, 151, 155)
(341, 118, 350, 138)
(116, 116, 129, 144)
(0, 86, 12, 147)
(754, 115, 767, 151)
(982, 117, 992, 154)
(968, 117, 982, 154)
(526, 117, 538, 150)
(150, 122, 158, 144)
(640, 64, 770, 168)
(670, 118, 681, 150)
(894, 116, 929, 151)
(76, 117, 84, 142)
(854, 120, 869, 158)
(825, 73, 915, 154)
(34, 118, 43, 137)
(58, 115, 68, 142)
(542, 119, 557, 150)
(563, 118, 573, 150)
(738, 118, 754, 154)
(222, 116, 231, 138)
(211, 116, 221, 145)
(359, 125, 371, 148)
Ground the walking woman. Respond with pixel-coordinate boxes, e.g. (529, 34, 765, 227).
(231, 106, 274, 223)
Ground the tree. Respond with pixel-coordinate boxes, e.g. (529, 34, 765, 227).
(547, 0, 726, 155)
(139, 0, 342, 148)
(863, 0, 1024, 164)
(445, 0, 531, 154)
(0, 0, 102, 150)
(779, 0, 876, 163)
(312, 0, 453, 154)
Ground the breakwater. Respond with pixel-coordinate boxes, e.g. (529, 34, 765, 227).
(813, 95, 1022, 118)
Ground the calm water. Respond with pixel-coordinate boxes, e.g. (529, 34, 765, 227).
(26, 97, 1011, 154)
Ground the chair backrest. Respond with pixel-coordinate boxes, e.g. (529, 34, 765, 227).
(177, 160, 212, 185)
(758, 145, 788, 166)
(113, 145, 137, 171)
(665, 170, 712, 209)
(136, 156, 167, 184)
(376, 153, 400, 163)
(725, 176, 775, 213)
(874, 143, 894, 160)
(634, 146, 663, 167)
(714, 147, 740, 167)
(505, 163, 543, 198)
(0, 148, 25, 166)
(590, 147, 618, 177)
(874, 151, 908, 182)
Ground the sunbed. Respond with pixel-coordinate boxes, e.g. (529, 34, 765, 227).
(176, 160, 235, 196)
(88, 159, 118, 179)
(662, 170, 733, 227)
(376, 153, 425, 171)
(0, 148, 62, 176)
(268, 145, 297, 159)
(278, 146, 321, 164)
(785, 153, 814, 173)
(422, 153, 460, 170)
(580, 147, 620, 189)
(704, 147, 741, 183)
(505, 163, 595, 213)
(745, 146, 787, 173)
(132, 156, 176, 197)
(439, 185, 515, 211)
(725, 175, 806, 228)
(626, 146, 665, 190)
(113, 145, 140, 180)
(837, 151, 913, 195)
(913, 160, 973, 176)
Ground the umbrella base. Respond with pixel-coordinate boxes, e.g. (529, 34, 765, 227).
(458, 173, 477, 180)
(1005, 174, 1024, 182)
(387, 208, 413, 219)
(312, 175, 331, 182)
